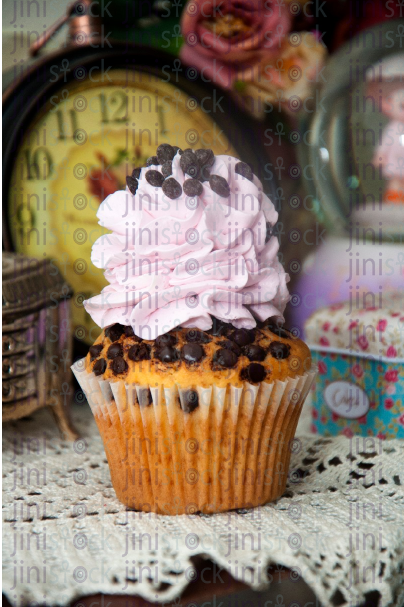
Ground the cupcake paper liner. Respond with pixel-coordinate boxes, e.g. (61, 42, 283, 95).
(72, 358, 316, 514)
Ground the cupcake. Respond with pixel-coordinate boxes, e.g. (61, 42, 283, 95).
(72, 144, 316, 515)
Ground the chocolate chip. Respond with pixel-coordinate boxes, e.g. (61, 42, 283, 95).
(162, 177, 182, 199)
(235, 161, 253, 181)
(229, 329, 254, 347)
(124, 326, 135, 337)
(209, 174, 230, 198)
(172, 146, 182, 155)
(161, 161, 172, 178)
(146, 156, 158, 166)
(222, 339, 241, 356)
(138, 388, 153, 407)
(156, 346, 179, 363)
(155, 334, 177, 347)
(107, 342, 123, 359)
(268, 341, 291, 360)
(128, 343, 150, 361)
(208, 317, 232, 336)
(89, 344, 103, 360)
(241, 363, 266, 383)
(126, 176, 138, 195)
(180, 151, 200, 179)
(183, 178, 203, 197)
(93, 358, 107, 376)
(132, 167, 142, 179)
(265, 222, 273, 243)
(195, 149, 215, 168)
(181, 390, 199, 413)
(181, 343, 204, 364)
(145, 170, 164, 187)
(213, 348, 238, 368)
(244, 344, 266, 361)
(266, 322, 291, 339)
(111, 356, 128, 375)
(200, 165, 211, 182)
(186, 329, 211, 343)
(157, 143, 175, 164)
(105, 323, 125, 341)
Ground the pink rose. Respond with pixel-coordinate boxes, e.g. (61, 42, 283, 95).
(386, 346, 397, 358)
(312, 408, 318, 419)
(348, 321, 358, 330)
(310, 423, 318, 434)
(322, 322, 330, 331)
(180, 0, 291, 90)
(352, 364, 364, 379)
(342, 427, 354, 438)
(358, 415, 367, 424)
(377, 432, 386, 440)
(333, 326, 339, 334)
(384, 398, 394, 409)
(385, 369, 399, 382)
(377, 319, 387, 332)
(319, 336, 330, 347)
(318, 361, 327, 375)
(398, 413, 404, 427)
(332, 412, 339, 422)
(357, 335, 369, 351)
(330, 303, 344, 310)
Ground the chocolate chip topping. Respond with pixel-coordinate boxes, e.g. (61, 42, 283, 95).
(200, 165, 212, 182)
(161, 161, 172, 178)
(241, 363, 266, 383)
(162, 177, 182, 199)
(181, 390, 199, 413)
(111, 356, 128, 375)
(138, 388, 153, 407)
(145, 170, 164, 187)
(146, 156, 158, 166)
(105, 323, 125, 341)
(180, 150, 200, 179)
(155, 334, 177, 347)
(213, 348, 238, 368)
(222, 339, 241, 356)
(157, 143, 175, 164)
(132, 167, 142, 179)
(183, 178, 203, 197)
(93, 358, 107, 376)
(195, 148, 215, 168)
(265, 222, 273, 243)
(186, 329, 211, 343)
(89, 344, 103, 360)
(208, 317, 232, 336)
(124, 326, 135, 337)
(243, 344, 266, 361)
(126, 176, 138, 195)
(268, 341, 291, 360)
(266, 321, 291, 339)
(209, 174, 230, 197)
(172, 146, 182, 155)
(235, 161, 253, 181)
(107, 342, 123, 359)
(128, 343, 150, 361)
(156, 346, 179, 363)
(229, 328, 254, 347)
(181, 343, 204, 364)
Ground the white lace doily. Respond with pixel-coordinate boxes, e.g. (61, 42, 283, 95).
(3, 400, 404, 607)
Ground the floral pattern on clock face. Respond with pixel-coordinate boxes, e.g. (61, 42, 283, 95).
(8, 69, 237, 343)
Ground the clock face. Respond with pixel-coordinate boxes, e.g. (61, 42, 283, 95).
(8, 69, 238, 343)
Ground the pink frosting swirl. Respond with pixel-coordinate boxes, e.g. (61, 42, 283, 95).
(84, 153, 289, 338)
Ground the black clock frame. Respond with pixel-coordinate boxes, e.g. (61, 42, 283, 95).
(3, 43, 278, 250)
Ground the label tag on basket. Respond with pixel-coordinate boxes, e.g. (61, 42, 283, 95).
(324, 381, 369, 419)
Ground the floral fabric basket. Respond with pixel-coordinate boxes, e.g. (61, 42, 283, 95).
(305, 294, 404, 439)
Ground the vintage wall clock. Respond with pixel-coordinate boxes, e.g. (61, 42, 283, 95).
(3, 6, 278, 345)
